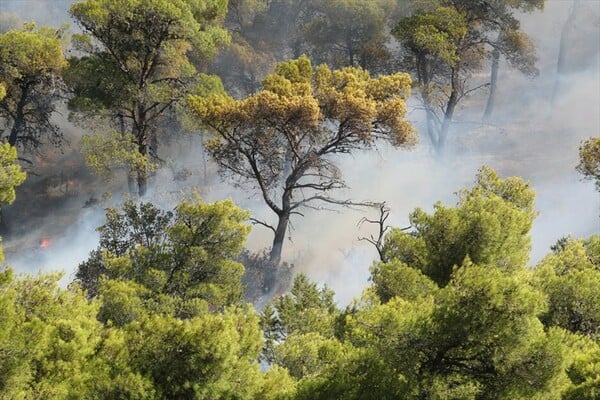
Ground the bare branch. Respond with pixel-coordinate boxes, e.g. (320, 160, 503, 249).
(457, 83, 491, 102)
(250, 217, 276, 234)
(358, 202, 391, 262)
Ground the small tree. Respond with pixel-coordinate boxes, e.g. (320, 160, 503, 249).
(76, 198, 251, 317)
(576, 136, 600, 191)
(0, 25, 67, 153)
(378, 166, 536, 286)
(190, 56, 415, 264)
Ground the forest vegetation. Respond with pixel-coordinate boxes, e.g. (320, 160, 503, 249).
(0, 0, 598, 398)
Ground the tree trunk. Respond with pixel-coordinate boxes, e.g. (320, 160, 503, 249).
(137, 141, 148, 197)
(425, 105, 439, 151)
(118, 113, 137, 194)
(8, 83, 30, 147)
(137, 167, 147, 197)
(552, 0, 580, 105)
(437, 70, 460, 156)
(483, 49, 500, 122)
(269, 212, 289, 265)
(135, 104, 148, 197)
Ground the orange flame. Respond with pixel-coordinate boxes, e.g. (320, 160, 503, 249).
(40, 239, 51, 248)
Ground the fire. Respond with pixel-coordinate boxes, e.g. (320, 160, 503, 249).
(40, 239, 51, 248)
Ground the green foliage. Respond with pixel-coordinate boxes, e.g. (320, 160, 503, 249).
(576, 136, 600, 191)
(266, 168, 596, 399)
(533, 236, 600, 341)
(284, 264, 567, 399)
(3, 159, 599, 399)
(261, 274, 340, 365)
(0, 142, 26, 262)
(395, 6, 468, 67)
(76, 197, 251, 320)
(0, 25, 67, 150)
(304, 0, 395, 71)
(560, 332, 600, 400)
(0, 143, 26, 207)
(370, 259, 438, 302)
(0, 269, 295, 399)
(68, 0, 229, 194)
(122, 306, 267, 399)
(393, 0, 544, 152)
(70, 0, 229, 66)
(80, 131, 155, 178)
(270, 274, 338, 338)
(381, 166, 536, 286)
(274, 332, 349, 380)
(0, 270, 111, 399)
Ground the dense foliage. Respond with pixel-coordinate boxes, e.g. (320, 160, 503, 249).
(0, 24, 68, 152)
(66, 0, 229, 195)
(1, 167, 598, 399)
(0, 1, 597, 399)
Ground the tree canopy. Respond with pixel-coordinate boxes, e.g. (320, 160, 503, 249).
(67, 0, 230, 195)
(76, 197, 251, 318)
(0, 25, 67, 152)
(377, 166, 536, 286)
(394, 0, 544, 153)
(0, 2, 597, 399)
(1, 165, 598, 399)
(260, 167, 597, 400)
(190, 56, 415, 264)
(576, 136, 600, 191)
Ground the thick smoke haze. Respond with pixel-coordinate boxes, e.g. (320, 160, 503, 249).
(1, 0, 598, 305)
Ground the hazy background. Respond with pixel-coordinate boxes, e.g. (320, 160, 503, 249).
(1, 0, 598, 305)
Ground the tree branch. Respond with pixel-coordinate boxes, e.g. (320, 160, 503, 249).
(250, 217, 276, 234)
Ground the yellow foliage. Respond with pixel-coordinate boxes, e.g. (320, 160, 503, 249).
(187, 56, 415, 224)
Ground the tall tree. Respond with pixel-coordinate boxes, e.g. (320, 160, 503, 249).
(67, 0, 229, 196)
(551, 0, 581, 105)
(211, 0, 318, 96)
(265, 170, 582, 399)
(394, 0, 543, 154)
(481, 0, 544, 121)
(190, 56, 415, 264)
(0, 25, 67, 153)
(482, 25, 540, 121)
(304, 0, 396, 72)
